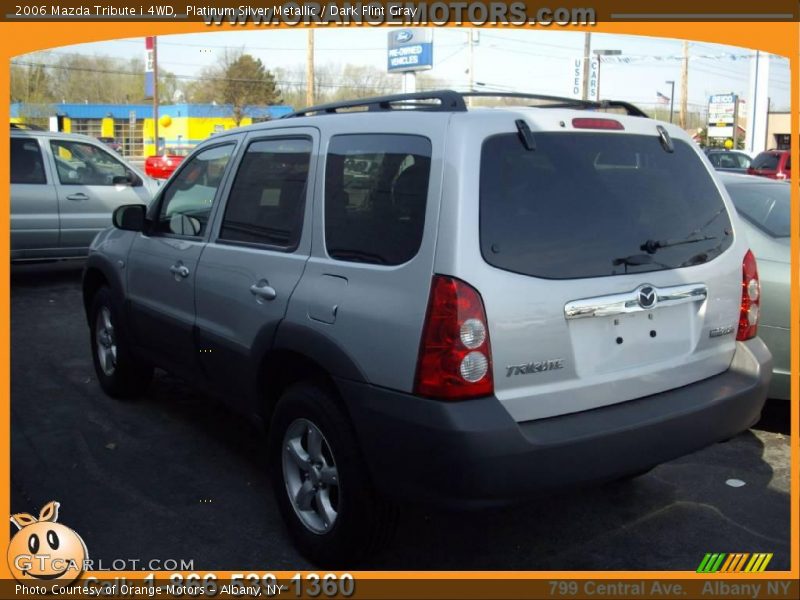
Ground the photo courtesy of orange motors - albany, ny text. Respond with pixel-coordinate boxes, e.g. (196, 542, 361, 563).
(0, 1, 797, 599)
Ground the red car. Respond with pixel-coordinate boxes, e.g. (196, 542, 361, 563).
(747, 150, 791, 181)
(144, 147, 192, 179)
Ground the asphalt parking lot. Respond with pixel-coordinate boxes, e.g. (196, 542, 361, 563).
(10, 261, 793, 571)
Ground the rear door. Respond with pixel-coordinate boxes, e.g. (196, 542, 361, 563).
(47, 138, 150, 250)
(450, 117, 745, 422)
(195, 129, 317, 404)
(126, 141, 239, 377)
(10, 136, 58, 256)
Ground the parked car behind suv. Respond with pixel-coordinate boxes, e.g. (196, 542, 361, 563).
(11, 130, 158, 261)
(82, 91, 771, 565)
(748, 149, 791, 181)
(705, 149, 751, 174)
(719, 172, 790, 400)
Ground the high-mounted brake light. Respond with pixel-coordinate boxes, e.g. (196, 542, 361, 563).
(414, 276, 494, 400)
(736, 250, 760, 341)
(571, 118, 625, 130)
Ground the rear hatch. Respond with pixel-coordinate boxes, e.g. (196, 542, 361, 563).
(463, 114, 745, 422)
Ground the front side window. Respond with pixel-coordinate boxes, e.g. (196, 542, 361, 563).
(219, 138, 311, 250)
(480, 132, 733, 279)
(156, 144, 234, 237)
(49, 140, 127, 185)
(11, 138, 46, 184)
(325, 134, 431, 266)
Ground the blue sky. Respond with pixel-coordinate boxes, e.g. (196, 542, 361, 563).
(24, 28, 791, 111)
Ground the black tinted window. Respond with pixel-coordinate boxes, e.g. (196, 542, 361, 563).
(480, 132, 733, 279)
(752, 153, 779, 170)
(726, 181, 790, 238)
(325, 134, 431, 265)
(220, 138, 311, 250)
(157, 144, 234, 237)
(11, 138, 46, 184)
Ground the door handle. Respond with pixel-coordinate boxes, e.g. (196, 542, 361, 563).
(66, 193, 89, 201)
(250, 281, 277, 301)
(169, 264, 190, 278)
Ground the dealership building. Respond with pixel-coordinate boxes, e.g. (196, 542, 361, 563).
(10, 102, 293, 157)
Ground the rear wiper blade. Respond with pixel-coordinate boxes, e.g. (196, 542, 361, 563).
(640, 235, 716, 254)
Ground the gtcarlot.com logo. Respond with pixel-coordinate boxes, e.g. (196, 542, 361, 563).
(697, 552, 773, 573)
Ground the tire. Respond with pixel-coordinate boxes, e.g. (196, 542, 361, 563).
(269, 382, 395, 567)
(89, 286, 153, 399)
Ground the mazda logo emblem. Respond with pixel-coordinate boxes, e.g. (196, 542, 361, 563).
(638, 286, 657, 308)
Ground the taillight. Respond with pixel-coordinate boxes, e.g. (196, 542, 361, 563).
(572, 118, 624, 130)
(737, 250, 760, 341)
(414, 275, 493, 400)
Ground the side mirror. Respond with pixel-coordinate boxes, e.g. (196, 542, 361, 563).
(112, 171, 143, 187)
(169, 213, 201, 236)
(112, 204, 146, 231)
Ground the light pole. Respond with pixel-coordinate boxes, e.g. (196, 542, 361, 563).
(665, 80, 675, 123)
(593, 49, 621, 101)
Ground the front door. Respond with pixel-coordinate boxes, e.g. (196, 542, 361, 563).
(195, 130, 318, 406)
(126, 141, 239, 377)
(47, 138, 150, 251)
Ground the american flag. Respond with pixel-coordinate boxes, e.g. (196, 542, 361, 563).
(657, 91, 670, 104)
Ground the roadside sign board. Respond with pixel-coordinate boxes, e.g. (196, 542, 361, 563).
(707, 93, 737, 138)
(387, 29, 434, 73)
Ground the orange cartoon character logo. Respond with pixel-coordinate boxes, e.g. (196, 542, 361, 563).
(7, 501, 87, 583)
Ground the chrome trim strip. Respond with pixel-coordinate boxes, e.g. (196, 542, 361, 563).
(564, 283, 708, 320)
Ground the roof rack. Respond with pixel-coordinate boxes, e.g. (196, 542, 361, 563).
(282, 90, 466, 117)
(282, 89, 649, 119)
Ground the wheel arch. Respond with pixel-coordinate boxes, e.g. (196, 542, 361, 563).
(256, 322, 368, 430)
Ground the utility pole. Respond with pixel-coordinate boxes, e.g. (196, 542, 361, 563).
(306, 29, 315, 107)
(582, 32, 591, 100)
(679, 40, 689, 129)
(152, 36, 159, 156)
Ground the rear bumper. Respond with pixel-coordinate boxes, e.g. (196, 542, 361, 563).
(340, 338, 771, 508)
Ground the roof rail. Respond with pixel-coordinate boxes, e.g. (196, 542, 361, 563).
(282, 89, 648, 119)
(460, 92, 649, 117)
(282, 90, 467, 118)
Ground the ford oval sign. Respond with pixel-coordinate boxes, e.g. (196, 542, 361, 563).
(395, 30, 413, 43)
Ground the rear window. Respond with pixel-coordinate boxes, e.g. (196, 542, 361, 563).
(725, 181, 790, 238)
(752, 153, 779, 170)
(325, 134, 431, 266)
(480, 132, 733, 279)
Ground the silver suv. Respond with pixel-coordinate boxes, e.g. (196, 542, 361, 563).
(82, 91, 772, 565)
(11, 129, 157, 261)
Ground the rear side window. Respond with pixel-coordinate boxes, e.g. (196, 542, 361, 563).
(220, 138, 311, 250)
(726, 181, 790, 238)
(752, 153, 779, 170)
(11, 138, 46, 184)
(784, 154, 791, 170)
(480, 132, 733, 279)
(325, 134, 431, 266)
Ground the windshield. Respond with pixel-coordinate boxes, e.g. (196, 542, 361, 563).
(480, 132, 733, 279)
(725, 180, 790, 238)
